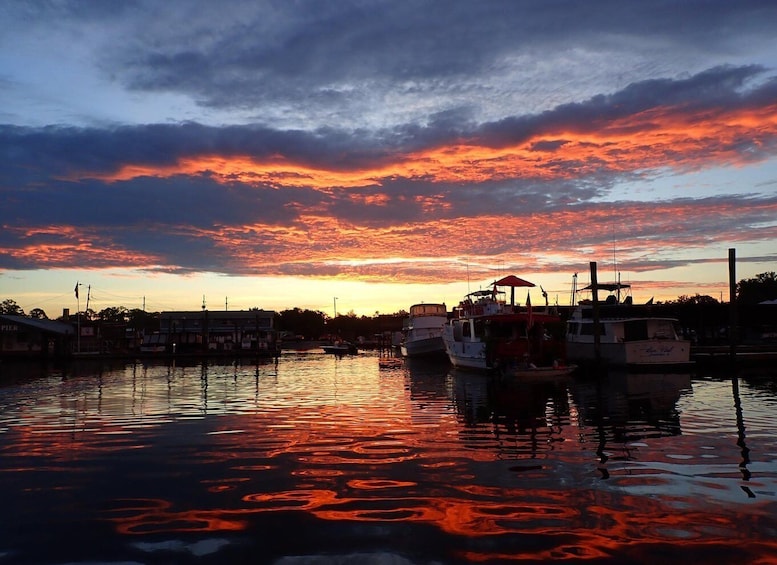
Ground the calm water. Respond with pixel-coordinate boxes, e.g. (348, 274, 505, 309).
(1, 352, 776, 564)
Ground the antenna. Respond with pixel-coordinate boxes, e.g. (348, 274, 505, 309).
(571, 273, 578, 306)
(202, 295, 206, 311)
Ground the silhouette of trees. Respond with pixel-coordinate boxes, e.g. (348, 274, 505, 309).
(0, 299, 24, 315)
(28, 308, 48, 319)
(737, 272, 777, 304)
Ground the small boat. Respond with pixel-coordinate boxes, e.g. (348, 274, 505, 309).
(442, 275, 569, 375)
(566, 282, 692, 369)
(322, 341, 358, 355)
(399, 303, 448, 358)
(498, 359, 577, 379)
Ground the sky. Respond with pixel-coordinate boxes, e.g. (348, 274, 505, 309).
(2, 0, 777, 318)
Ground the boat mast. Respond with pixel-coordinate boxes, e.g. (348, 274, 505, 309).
(570, 273, 578, 306)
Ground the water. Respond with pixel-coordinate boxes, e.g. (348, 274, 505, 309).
(1, 352, 776, 564)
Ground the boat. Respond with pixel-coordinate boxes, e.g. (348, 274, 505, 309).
(565, 282, 692, 369)
(442, 275, 570, 374)
(322, 340, 358, 355)
(498, 360, 577, 379)
(399, 303, 448, 358)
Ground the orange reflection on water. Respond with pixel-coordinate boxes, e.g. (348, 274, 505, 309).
(108, 498, 248, 535)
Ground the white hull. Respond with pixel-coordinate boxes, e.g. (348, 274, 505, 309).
(566, 305, 691, 368)
(442, 332, 489, 370)
(400, 303, 447, 359)
(401, 336, 445, 358)
(566, 339, 691, 366)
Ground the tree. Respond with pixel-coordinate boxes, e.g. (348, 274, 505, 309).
(98, 306, 129, 323)
(673, 294, 719, 305)
(737, 272, 777, 304)
(126, 309, 160, 333)
(0, 299, 24, 316)
(276, 308, 327, 339)
(28, 308, 49, 319)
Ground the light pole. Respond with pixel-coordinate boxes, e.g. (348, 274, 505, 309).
(333, 297, 338, 319)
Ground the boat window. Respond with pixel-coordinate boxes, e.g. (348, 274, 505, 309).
(624, 320, 648, 341)
(580, 323, 606, 336)
(452, 321, 463, 341)
(462, 321, 471, 338)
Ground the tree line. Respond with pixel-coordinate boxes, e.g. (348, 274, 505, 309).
(3, 272, 776, 339)
(0, 300, 407, 341)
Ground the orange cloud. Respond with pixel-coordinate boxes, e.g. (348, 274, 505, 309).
(73, 104, 777, 190)
(1, 225, 161, 267)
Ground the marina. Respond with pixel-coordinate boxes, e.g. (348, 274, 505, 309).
(1, 352, 776, 563)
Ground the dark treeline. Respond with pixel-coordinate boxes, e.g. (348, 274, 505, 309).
(0, 299, 406, 342)
(2, 272, 776, 343)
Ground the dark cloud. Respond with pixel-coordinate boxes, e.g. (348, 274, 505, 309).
(478, 65, 776, 147)
(2, 64, 774, 182)
(93, 0, 777, 116)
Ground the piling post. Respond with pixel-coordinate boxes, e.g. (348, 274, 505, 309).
(590, 261, 601, 365)
(728, 248, 738, 364)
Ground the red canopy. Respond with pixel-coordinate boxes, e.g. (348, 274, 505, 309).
(492, 275, 535, 288)
(492, 275, 535, 306)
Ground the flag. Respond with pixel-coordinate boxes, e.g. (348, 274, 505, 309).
(74, 282, 79, 299)
(526, 291, 533, 329)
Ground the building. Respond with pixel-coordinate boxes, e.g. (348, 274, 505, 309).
(0, 315, 75, 358)
(142, 309, 280, 357)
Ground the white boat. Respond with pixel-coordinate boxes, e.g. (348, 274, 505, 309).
(399, 303, 448, 358)
(442, 275, 569, 374)
(322, 341, 358, 355)
(566, 282, 692, 369)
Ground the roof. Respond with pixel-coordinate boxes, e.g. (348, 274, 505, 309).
(160, 309, 276, 320)
(0, 314, 74, 335)
(492, 275, 535, 288)
(580, 282, 631, 292)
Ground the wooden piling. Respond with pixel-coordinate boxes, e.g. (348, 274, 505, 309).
(590, 261, 602, 365)
(729, 248, 738, 363)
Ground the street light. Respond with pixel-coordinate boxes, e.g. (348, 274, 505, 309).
(333, 297, 338, 318)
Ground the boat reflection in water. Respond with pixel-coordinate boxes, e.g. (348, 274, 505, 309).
(1, 354, 776, 564)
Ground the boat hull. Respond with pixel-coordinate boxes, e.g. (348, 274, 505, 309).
(400, 336, 446, 358)
(442, 339, 489, 370)
(322, 345, 358, 355)
(566, 339, 691, 368)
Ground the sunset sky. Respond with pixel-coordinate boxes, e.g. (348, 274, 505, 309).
(2, 1, 777, 318)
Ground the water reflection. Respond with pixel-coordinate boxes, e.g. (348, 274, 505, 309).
(573, 371, 691, 439)
(1, 356, 777, 563)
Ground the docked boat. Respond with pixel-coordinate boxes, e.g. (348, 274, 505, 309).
(565, 282, 692, 369)
(442, 275, 570, 375)
(400, 303, 448, 358)
(322, 340, 358, 355)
